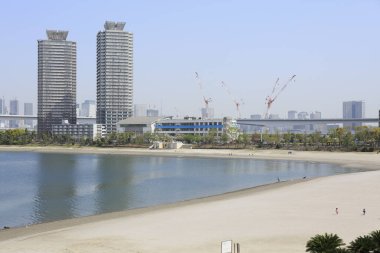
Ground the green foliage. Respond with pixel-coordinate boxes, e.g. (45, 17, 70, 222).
(0, 129, 36, 145)
(2, 126, 380, 151)
(306, 233, 345, 253)
(204, 129, 217, 144)
(348, 235, 376, 253)
(306, 230, 380, 253)
(370, 230, 380, 252)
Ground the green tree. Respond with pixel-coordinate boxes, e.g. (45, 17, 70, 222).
(251, 132, 261, 145)
(221, 133, 229, 145)
(237, 133, 250, 148)
(205, 129, 217, 145)
(348, 235, 376, 253)
(306, 233, 345, 253)
(371, 128, 380, 148)
(355, 126, 371, 144)
(370, 230, 380, 253)
(282, 132, 292, 147)
(341, 131, 354, 149)
(310, 131, 322, 148)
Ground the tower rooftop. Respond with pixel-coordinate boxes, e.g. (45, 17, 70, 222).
(46, 30, 68, 40)
(104, 21, 126, 31)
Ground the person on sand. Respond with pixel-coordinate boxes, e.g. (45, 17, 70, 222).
(336, 208, 339, 215)
(363, 208, 366, 215)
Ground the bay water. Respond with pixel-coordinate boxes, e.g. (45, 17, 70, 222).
(0, 151, 359, 228)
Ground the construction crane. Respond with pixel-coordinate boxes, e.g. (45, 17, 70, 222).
(221, 81, 244, 119)
(264, 74, 296, 119)
(195, 72, 213, 119)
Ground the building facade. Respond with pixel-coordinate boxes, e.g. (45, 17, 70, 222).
(297, 112, 309, 119)
(133, 104, 147, 117)
(117, 116, 236, 137)
(201, 107, 214, 119)
(155, 117, 225, 136)
(117, 116, 163, 134)
(24, 102, 33, 128)
(287, 110, 297, 119)
(343, 101, 365, 129)
(97, 21, 133, 134)
(81, 100, 96, 117)
(9, 99, 19, 128)
(37, 30, 77, 134)
(0, 98, 4, 114)
(147, 108, 159, 117)
(52, 123, 106, 140)
(310, 111, 321, 119)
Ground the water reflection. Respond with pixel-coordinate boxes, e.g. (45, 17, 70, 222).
(33, 153, 77, 224)
(94, 155, 135, 213)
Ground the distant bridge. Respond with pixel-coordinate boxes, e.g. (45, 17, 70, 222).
(0, 115, 96, 124)
(1, 115, 379, 128)
(237, 118, 380, 127)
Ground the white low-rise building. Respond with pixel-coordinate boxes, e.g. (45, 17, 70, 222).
(117, 116, 236, 137)
(52, 123, 106, 140)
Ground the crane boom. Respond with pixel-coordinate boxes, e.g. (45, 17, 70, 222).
(221, 81, 244, 119)
(195, 72, 213, 119)
(265, 74, 296, 118)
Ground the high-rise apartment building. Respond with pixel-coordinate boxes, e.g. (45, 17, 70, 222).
(134, 104, 147, 117)
(147, 108, 159, 117)
(343, 101, 365, 129)
(24, 102, 33, 128)
(81, 100, 96, 117)
(9, 99, 19, 128)
(0, 98, 4, 114)
(10, 99, 19, 115)
(310, 111, 321, 119)
(37, 30, 76, 134)
(297, 112, 309, 119)
(288, 110, 297, 119)
(97, 21, 133, 134)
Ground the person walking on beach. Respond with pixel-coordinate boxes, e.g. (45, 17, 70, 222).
(336, 208, 339, 215)
(363, 208, 366, 215)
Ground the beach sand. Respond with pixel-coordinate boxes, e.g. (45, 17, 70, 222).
(0, 146, 380, 252)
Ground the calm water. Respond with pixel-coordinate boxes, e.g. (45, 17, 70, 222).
(0, 151, 359, 227)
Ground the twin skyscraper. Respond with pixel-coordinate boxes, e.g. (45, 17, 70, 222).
(37, 21, 133, 135)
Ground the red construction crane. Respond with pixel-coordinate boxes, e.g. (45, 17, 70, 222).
(264, 74, 296, 118)
(221, 81, 244, 119)
(195, 72, 213, 119)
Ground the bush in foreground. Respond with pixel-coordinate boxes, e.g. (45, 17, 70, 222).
(306, 230, 380, 253)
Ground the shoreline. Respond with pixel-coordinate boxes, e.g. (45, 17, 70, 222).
(0, 178, 305, 241)
(1, 145, 380, 171)
(1, 146, 380, 252)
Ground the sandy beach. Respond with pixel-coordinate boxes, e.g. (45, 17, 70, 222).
(0, 146, 380, 252)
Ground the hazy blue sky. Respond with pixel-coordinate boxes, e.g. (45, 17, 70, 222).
(0, 0, 379, 118)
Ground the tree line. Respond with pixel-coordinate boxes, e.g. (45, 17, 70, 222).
(1, 126, 380, 151)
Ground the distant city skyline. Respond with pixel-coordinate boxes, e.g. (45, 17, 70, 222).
(0, 1, 379, 119)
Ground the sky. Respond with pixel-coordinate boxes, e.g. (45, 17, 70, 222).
(0, 0, 379, 119)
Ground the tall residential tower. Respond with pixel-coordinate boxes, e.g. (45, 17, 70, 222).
(24, 102, 34, 128)
(37, 30, 77, 134)
(9, 99, 19, 128)
(97, 21, 133, 134)
(343, 101, 365, 129)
